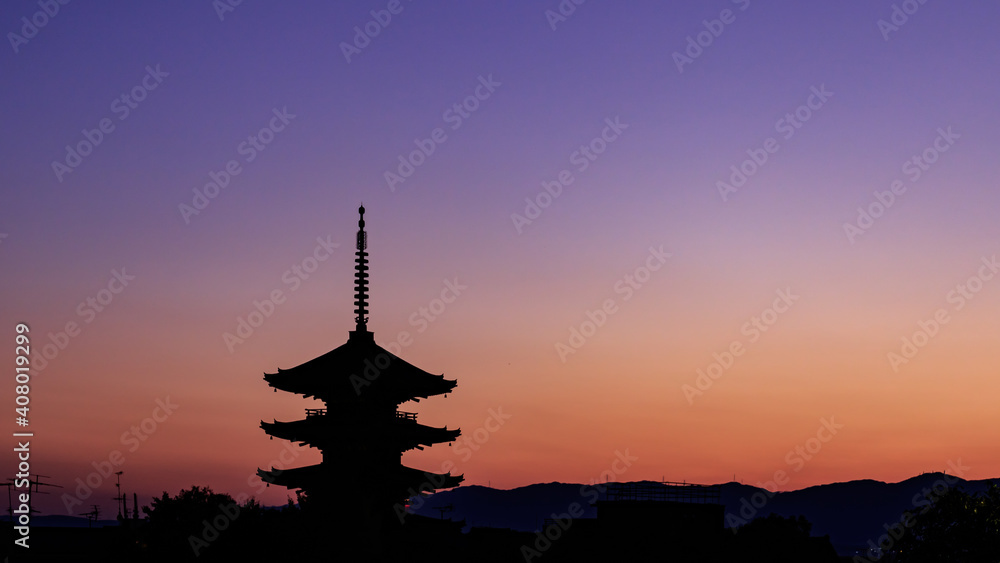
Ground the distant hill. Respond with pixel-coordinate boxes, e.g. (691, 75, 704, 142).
(409, 473, 996, 556)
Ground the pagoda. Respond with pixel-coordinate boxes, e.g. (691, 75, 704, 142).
(257, 205, 462, 535)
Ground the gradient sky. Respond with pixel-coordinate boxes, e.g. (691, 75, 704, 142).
(2, 1, 1000, 516)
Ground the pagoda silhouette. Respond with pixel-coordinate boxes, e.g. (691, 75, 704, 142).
(257, 205, 463, 541)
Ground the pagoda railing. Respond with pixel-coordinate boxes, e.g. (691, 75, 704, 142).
(304, 409, 418, 421)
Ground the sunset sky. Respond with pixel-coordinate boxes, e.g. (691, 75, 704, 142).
(2, 1, 1000, 516)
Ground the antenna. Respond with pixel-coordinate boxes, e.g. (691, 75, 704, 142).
(80, 504, 100, 528)
(112, 471, 124, 519)
(9, 475, 62, 518)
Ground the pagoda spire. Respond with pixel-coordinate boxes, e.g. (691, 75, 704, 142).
(354, 205, 369, 332)
(258, 203, 463, 541)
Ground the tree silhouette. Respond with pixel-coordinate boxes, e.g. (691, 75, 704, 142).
(137, 486, 324, 561)
(892, 483, 1000, 562)
(141, 486, 250, 560)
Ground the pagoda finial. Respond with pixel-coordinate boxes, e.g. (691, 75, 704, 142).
(354, 205, 369, 332)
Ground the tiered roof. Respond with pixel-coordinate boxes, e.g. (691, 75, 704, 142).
(256, 205, 463, 516)
(262, 331, 457, 404)
(260, 409, 460, 451)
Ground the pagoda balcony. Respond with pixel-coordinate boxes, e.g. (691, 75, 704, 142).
(302, 408, 416, 421)
(261, 409, 458, 451)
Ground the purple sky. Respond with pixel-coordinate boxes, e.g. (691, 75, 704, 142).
(2, 1, 1000, 515)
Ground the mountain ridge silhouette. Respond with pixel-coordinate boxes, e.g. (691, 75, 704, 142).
(409, 472, 996, 555)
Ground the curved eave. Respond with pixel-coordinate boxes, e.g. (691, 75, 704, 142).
(402, 465, 464, 491)
(261, 371, 322, 399)
(390, 375, 458, 402)
(265, 334, 441, 380)
(257, 465, 316, 489)
(262, 372, 458, 404)
(260, 330, 458, 401)
(260, 418, 461, 450)
(257, 463, 464, 493)
(260, 419, 312, 446)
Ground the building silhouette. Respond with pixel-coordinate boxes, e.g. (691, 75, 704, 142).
(257, 205, 463, 543)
